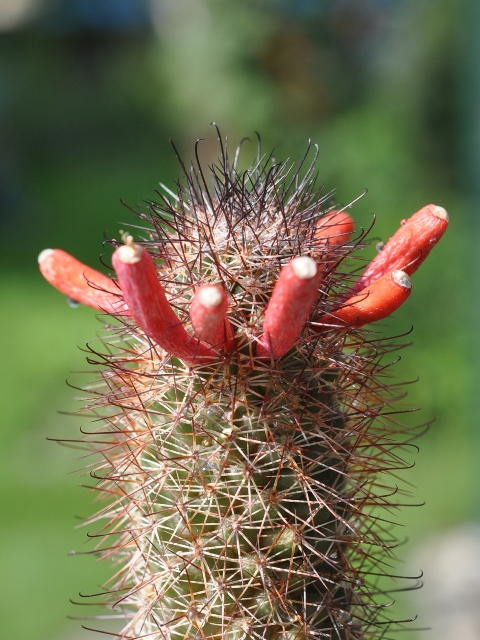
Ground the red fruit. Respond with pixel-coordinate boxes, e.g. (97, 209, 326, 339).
(257, 256, 321, 359)
(38, 248, 127, 314)
(355, 204, 448, 290)
(190, 284, 234, 349)
(112, 242, 216, 362)
(318, 270, 411, 329)
(314, 209, 355, 248)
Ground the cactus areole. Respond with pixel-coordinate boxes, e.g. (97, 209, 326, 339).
(39, 133, 448, 640)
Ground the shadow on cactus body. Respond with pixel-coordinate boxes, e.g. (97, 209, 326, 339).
(39, 130, 447, 639)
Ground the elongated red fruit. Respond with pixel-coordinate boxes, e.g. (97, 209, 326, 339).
(314, 209, 355, 248)
(257, 256, 321, 359)
(318, 270, 411, 329)
(189, 284, 234, 349)
(112, 242, 215, 362)
(355, 204, 448, 291)
(38, 248, 127, 314)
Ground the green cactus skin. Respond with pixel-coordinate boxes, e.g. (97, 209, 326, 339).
(56, 137, 429, 639)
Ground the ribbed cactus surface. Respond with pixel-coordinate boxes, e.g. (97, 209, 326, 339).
(38, 135, 448, 639)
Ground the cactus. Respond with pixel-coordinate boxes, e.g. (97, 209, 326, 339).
(38, 134, 447, 640)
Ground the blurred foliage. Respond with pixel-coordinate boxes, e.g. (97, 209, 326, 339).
(0, 0, 475, 638)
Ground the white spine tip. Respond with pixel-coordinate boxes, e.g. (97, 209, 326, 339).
(392, 270, 412, 289)
(431, 205, 449, 222)
(198, 285, 223, 309)
(117, 243, 142, 264)
(291, 256, 317, 280)
(38, 248, 55, 264)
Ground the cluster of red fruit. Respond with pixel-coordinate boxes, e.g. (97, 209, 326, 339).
(38, 203, 448, 362)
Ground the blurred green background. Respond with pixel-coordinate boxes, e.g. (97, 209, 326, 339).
(0, 0, 477, 638)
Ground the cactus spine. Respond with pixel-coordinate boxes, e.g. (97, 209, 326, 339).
(39, 134, 448, 639)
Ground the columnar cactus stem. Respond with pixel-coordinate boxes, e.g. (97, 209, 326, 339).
(39, 135, 447, 640)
